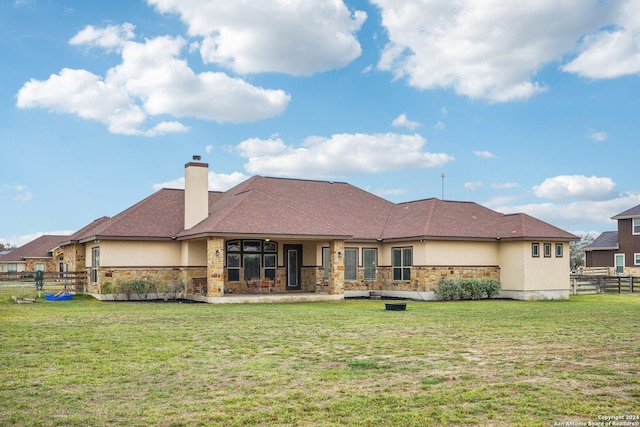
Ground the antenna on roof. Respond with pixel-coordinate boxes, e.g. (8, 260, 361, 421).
(441, 172, 446, 200)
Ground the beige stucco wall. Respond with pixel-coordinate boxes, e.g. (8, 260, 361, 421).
(89, 241, 182, 267)
(499, 240, 570, 292)
(421, 240, 499, 265)
(181, 239, 207, 266)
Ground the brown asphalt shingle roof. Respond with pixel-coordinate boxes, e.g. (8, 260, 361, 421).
(71, 175, 577, 243)
(0, 235, 68, 262)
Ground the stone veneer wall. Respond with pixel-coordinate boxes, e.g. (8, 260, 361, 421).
(24, 257, 58, 273)
(87, 266, 207, 295)
(342, 265, 500, 292)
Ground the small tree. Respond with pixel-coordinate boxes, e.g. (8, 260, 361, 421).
(570, 234, 595, 271)
(35, 270, 45, 296)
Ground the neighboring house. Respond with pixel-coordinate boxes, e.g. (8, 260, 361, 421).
(46, 157, 577, 301)
(0, 235, 68, 274)
(584, 204, 640, 274)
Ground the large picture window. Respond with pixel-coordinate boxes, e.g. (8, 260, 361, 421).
(226, 239, 278, 282)
(392, 247, 412, 281)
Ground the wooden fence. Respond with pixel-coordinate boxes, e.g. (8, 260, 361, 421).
(0, 271, 86, 295)
(570, 274, 638, 295)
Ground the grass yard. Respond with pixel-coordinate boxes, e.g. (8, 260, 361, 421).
(1, 294, 639, 426)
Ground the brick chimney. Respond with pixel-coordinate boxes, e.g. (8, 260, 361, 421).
(184, 155, 209, 229)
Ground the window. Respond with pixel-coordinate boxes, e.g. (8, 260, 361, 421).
(635, 253, 640, 266)
(532, 243, 540, 257)
(227, 253, 240, 282)
(555, 243, 563, 257)
(544, 243, 552, 258)
(363, 248, 377, 280)
(392, 247, 412, 281)
(264, 254, 276, 280)
(243, 254, 261, 280)
(634, 218, 640, 235)
(8, 263, 17, 273)
(322, 247, 329, 279)
(344, 248, 358, 281)
(226, 239, 278, 282)
(615, 254, 625, 274)
(91, 247, 100, 283)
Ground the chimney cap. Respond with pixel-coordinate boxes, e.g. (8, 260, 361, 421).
(193, 155, 202, 161)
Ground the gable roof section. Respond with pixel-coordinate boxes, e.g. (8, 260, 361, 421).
(73, 190, 221, 242)
(497, 213, 577, 240)
(612, 204, 640, 219)
(584, 231, 618, 251)
(382, 199, 501, 240)
(0, 235, 68, 262)
(179, 176, 394, 239)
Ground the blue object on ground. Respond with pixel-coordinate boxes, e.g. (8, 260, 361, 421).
(45, 293, 73, 301)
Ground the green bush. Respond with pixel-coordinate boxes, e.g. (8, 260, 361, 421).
(160, 279, 185, 300)
(435, 278, 501, 301)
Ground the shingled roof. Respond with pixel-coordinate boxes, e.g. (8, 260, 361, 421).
(584, 231, 619, 251)
(612, 204, 640, 219)
(0, 235, 68, 262)
(69, 175, 577, 243)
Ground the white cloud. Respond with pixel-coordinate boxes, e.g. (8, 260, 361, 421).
(532, 175, 617, 201)
(148, 0, 366, 76)
(563, 1, 640, 79)
(491, 182, 519, 190)
(237, 133, 454, 178)
(473, 150, 495, 159)
(69, 22, 135, 52)
(432, 121, 446, 131)
(464, 181, 483, 190)
(2, 184, 34, 202)
(205, 145, 213, 154)
(153, 171, 248, 192)
(587, 130, 607, 142)
(373, 0, 615, 102)
(490, 193, 640, 231)
(391, 113, 420, 131)
(16, 26, 290, 136)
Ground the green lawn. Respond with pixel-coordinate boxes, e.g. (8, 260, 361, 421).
(1, 294, 638, 426)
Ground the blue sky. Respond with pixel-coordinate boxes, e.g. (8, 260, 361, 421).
(2, 0, 640, 247)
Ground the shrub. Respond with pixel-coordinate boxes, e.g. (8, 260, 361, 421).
(161, 279, 185, 301)
(435, 278, 501, 301)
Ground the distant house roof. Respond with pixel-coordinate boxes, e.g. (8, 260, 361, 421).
(0, 235, 68, 262)
(612, 204, 640, 220)
(69, 175, 577, 243)
(583, 231, 619, 251)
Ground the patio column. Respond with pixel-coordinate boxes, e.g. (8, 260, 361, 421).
(207, 237, 225, 297)
(328, 240, 345, 295)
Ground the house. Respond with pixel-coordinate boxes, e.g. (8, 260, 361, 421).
(0, 235, 68, 274)
(584, 204, 640, 274)
(45, 156, 577, 301)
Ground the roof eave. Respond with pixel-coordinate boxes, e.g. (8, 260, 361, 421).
(177, 232, 353, 241)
